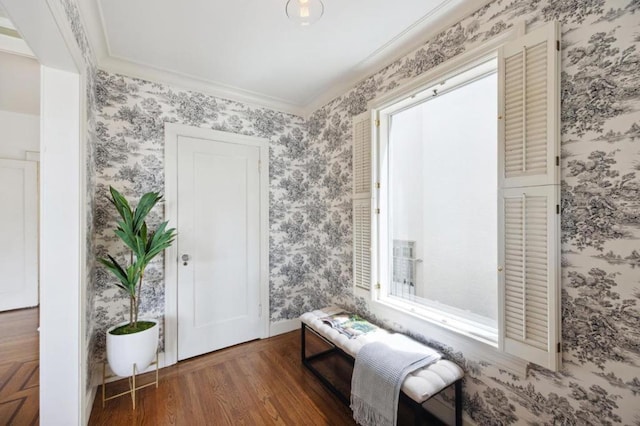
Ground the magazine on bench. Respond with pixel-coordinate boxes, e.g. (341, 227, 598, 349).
(320, 312, 377, 339)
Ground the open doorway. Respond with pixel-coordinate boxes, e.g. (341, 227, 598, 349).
(0, 42, 40, 313)
(0, 0, 91, 424)
(0, 10, 41, 424)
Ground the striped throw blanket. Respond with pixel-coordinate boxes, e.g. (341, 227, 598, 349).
(350, 335, 441, 426)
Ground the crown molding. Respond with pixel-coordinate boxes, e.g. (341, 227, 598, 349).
(76, 0, 108, 63)
(78, 0, 494, 119)
(300, 0, 495, 117)
(100, 55, 306, 116)
(78, 0, 305, 115)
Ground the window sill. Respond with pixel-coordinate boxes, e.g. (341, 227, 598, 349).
(370, 296, 528, 377)
(376, 296, 498, 347)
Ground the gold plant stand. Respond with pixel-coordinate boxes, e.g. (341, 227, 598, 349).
(102, 351, 159, 410)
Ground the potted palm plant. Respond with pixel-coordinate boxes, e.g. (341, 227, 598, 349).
(99, 186, 176, 377)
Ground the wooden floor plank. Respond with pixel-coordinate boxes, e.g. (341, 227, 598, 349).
(0, 307, 439, 425)
(90, 330, 357, 425)
(0, 308, 39, 426)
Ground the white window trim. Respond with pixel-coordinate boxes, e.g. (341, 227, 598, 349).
(369, 22, 525, 112)
(362, 22, 535, 374)
(367, 294, 529, 376)
(369, 23, 524, 337)
(372, 70, 499, 348)
(375, 57, 500, 346)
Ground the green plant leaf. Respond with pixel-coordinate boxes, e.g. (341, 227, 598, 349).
(140, 222, 148, 245)
(99, 187, 175, 324)
(98, 255, 136, 297)
(133, 192, 161, 233)
(109, 187, 133, 223)
(143, 222, 176, 265)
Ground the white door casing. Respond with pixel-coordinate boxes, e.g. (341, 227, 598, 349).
(0, 158, 38, 311)
(164, 124, 269, 365)
(177, 136, 261, 360)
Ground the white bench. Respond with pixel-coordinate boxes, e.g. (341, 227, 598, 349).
(300, 308, 464, 426)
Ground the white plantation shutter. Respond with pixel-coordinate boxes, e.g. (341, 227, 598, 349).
(498, 22, 561, 371)
(353, 112, 373, 291)
(353, 198, 372, 291)
(353, 114, 372, 194)
(500, 22, 560, 188)
(501, 186, 560, 367)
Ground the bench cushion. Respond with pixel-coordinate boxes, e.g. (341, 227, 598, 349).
(300, 308, 464, 403)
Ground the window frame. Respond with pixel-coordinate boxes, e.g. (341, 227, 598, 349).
(366, 24, 526, 347)
(354, 22, 561, 373)
(375, 56, 500, 345)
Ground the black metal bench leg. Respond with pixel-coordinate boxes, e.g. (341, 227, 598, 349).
(300, 323, 350, 406)
(301, 322, 306, 361)
(455, 379, 463, 426)
(414, 401, 423, 426)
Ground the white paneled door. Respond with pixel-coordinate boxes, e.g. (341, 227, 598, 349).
(177, 136, 263, 361)
(0, 159, 38, 311)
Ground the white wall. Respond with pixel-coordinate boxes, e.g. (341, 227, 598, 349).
(0, 50, 40, 115)
(0, 50, 40, 160)
(0, 110, 39, 159)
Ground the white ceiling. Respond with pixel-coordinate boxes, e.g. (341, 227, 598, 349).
(81, 0, 483, 115)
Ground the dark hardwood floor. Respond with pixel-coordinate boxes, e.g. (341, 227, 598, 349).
(90, 329, 357, 425)
(0, 307, 39, 425)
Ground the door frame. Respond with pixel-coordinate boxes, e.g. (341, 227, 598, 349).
(164, 123, 270, 366)
(1, 0, 90, 422)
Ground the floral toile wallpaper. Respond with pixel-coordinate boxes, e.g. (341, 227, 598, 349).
(60, 0, 638, 422)
(92, 71, 309, 360)
(304, 0, 640, 424)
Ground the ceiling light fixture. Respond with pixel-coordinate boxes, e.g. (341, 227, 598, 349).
(286, 0, 324, 27)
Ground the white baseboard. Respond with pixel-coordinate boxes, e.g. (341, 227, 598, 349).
(424, 395, 477, 426)
(269, 318, 301, 337)
(84, 385, 96, 425)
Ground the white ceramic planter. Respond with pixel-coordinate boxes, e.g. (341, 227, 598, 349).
(106, 319, 159, 377)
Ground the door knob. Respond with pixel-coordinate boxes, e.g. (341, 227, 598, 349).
(182, 254, 190, 266)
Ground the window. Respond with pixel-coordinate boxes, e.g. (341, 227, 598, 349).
(383, 59, 499, 337)
(352, 22, 561, 370)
